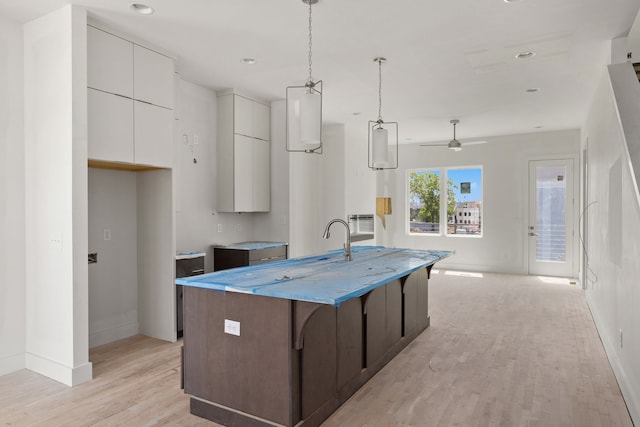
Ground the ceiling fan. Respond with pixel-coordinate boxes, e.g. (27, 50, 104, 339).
(420, 119, 487, 151)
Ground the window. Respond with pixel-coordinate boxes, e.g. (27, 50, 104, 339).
(408, 170, 441, 234)
(408, 167, 482, 236)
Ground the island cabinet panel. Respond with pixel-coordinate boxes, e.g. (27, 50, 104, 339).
(402, 272, 419, 337)
(182, 266, 433, 427)
(298, 305, 337, 420)
(385, 280, 403, 350)
(417, 267, 430, 330)
(363, 286, 386, 368)
(336, 297, 363, 397)
(183, 287, 295, 426)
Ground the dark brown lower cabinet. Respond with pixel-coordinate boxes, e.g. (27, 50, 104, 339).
(183, 267, 430, 427)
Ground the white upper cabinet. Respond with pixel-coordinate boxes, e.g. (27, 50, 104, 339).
(134, 44, 175, 109)
(87, 26, 133, 97)
(87, 24, 175, 168)
(88, 88, 134, 163)
(217, 93, 270, 212)
(134, 101, 174, 168)
(253, 101, 270, 141)
(252, 139, 270, 211)
(233, 95, 254, 138)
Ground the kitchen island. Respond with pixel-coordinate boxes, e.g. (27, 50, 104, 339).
(177, 246, 451, 427)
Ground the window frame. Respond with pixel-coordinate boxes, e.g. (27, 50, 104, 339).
(407, 165, 483, 238)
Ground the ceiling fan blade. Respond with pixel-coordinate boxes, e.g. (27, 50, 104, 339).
(419, 143, 448, 147)
(461, 140, 488, 146)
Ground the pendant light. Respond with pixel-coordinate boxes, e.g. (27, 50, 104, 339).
(368, 57, 398, 170)
(286, 0, 322, 154)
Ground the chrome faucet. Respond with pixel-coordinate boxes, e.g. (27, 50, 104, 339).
(322, 218, 352, 261)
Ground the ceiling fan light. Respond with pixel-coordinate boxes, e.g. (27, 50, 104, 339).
(448, 139, 462, 151)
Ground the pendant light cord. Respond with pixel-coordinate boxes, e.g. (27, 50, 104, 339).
(378, 59, 383, 122)
(307, 1, 313, 85)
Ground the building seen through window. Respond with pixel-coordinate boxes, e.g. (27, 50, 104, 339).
(409, 167, 482, 236)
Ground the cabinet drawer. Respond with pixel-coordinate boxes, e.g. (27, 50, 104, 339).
(176, 257, 205, 278)
(248, 246, 287, 262)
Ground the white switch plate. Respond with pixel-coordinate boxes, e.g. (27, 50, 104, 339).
(217, 224, 222, 233)
(224, 319, 240, 336)
(104, 229, 111, 241)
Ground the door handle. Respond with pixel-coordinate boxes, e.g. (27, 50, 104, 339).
(528, 232, 538, 237)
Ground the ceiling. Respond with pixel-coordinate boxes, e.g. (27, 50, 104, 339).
(2, 0, 640, 144)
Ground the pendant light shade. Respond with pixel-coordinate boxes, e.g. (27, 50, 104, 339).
(368, 57, 398, 170)
(299, 89, 322, 145)
(286, 0, 322, 154)
(372, 126, 389, 165)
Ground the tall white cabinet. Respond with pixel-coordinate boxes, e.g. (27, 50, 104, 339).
(87, 25, 174, 168)
(217, 92, 270, 212)
(87, 22, 177, 347)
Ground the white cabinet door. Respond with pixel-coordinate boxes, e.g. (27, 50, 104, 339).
(233, 134, 254, 212)
(253, 102, 270, 141)
(133, 45, 175, 109)
(253, 139, 270, 211)
(87, 26, 133, 97)
(88, 88, 134, 163)
(134, 101, 174, 168)
(234, 95, 253, 138)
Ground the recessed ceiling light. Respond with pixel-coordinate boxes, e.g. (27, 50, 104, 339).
(526, 88, 540, 93)
(504, 0, 523, 3)
(129, 3, 154, 15)
(352, 112, 361, 116)
(534, 125, 544, 129)
(515, 51, 536, 60)
(241, 58, 256, 64)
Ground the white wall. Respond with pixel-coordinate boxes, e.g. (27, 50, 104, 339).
(0, 15, 25, 376)
(24, 5, 91, 386)
(288, 121, 346, 257)
(384, 130, 580, 275)
(88, 169, 138, 348)
(582, 63, 640, 425)
(174, 79, 256, 272)
(344, 124, 376, 230)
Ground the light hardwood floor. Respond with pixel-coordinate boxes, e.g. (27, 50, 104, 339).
(0, 271, 633, 426)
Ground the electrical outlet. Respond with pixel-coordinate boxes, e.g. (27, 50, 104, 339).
(104, 229, 111, 241)
(224, 319, 240, 336)
(217, 224, 222, 233)
(193, 134, 199, 145)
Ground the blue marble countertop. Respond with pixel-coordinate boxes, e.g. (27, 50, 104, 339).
(176, 246, 452, 306)
(221, 241, 288, 250)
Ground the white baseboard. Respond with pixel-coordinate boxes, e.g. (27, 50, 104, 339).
(25, 353, 93, 386)
(0, 353, 25, 377)
(89, 321, 139, 348)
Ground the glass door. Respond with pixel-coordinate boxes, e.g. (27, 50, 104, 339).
(528, 159, 574, 277)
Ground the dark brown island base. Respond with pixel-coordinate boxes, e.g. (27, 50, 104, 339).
(177, 247, 452, 427)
